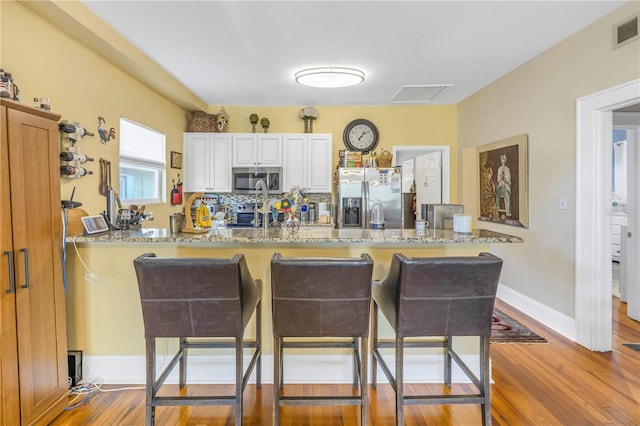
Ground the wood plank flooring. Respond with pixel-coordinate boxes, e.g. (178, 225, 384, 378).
(49, 299, 640, 425)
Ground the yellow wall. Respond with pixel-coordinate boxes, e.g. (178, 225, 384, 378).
(458, 1, 640, 316)
(67, 242, 485, 355)
(219, 105, 458, 199)
(1, 0, 189, 226)
(1, 1, 459, 230)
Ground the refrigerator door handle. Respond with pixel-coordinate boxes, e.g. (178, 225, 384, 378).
(362, 180, 369, 229)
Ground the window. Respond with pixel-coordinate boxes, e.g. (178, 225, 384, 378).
(119, 117, 166, 204)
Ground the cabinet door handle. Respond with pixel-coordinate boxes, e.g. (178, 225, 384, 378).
(20, 248, 29, 289)
(3, 250, 15, 294)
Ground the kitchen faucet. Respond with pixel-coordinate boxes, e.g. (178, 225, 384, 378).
(255, 179, 269, 230)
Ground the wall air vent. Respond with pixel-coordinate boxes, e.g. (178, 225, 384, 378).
(615, 14, 639, 49)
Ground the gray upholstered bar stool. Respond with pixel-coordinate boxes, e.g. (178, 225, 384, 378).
(133, 253, 262, 426)
(371, 252, 503, 426)
(270, 253, 374, 426)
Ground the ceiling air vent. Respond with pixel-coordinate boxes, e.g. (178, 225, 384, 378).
(391, 84, 453, 104)
(615, 14, 639, 49)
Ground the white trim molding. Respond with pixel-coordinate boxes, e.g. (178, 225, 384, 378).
(497, 284, 575, 341)
(575, 78, 640, 351)
(81, 353, 483, 386)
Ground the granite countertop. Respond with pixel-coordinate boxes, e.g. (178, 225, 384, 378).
(67, 227, 523, 246)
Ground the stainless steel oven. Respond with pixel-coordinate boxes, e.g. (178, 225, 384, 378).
(232, 167, 282, 195)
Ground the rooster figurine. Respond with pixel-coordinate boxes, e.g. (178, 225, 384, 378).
(98, 116, 117, 144)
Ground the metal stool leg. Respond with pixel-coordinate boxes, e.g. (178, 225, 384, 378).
(396, 337, 404, 426)
(235, 337, 243, 426)
(179, 337, 187, 389)
(145, 338, 156, 426)
(372, 302, 378, 389)
(256, 300, 262, 388)
(481, 336, 492, 426)
(273, 337, 281, 426)
(361, 336, 369, 426)
(445, 336, 453, 387)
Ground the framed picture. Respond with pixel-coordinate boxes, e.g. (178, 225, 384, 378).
(170, 151, 182, 169)
(477, 134, 528, 228)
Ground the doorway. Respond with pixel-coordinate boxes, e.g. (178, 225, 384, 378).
(393, 145, 450, 203)
(575, 79, 640, 351)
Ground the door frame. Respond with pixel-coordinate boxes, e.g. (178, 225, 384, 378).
(393, 145, 450, 203)
(575, 78, 640, 351)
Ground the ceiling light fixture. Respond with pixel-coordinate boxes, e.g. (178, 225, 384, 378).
(295, 67, 365, 88)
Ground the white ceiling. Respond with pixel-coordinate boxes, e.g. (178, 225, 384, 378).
(81, 1, 624, 107)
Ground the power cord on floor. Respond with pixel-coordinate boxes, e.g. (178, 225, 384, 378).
(64, 376, 145, 411)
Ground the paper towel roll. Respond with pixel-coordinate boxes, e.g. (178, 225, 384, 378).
(318, 202, 328, 212)
(453, 214, 472, 233)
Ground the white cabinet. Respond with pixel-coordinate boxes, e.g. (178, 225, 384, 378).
(612, 212, 627, 261)
(232, 133, 282, 167)
(183, 133, 232, 192)
(283, 134, 332, 193)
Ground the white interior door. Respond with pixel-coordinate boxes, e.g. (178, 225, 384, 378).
(624, 127, 639, 320)
(415, 152, 442, 219)
(402, 158, 414, 193)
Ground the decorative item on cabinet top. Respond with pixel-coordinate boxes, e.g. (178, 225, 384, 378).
(298, 106, 319, 133)
(189, 110, 219, 132)
(260, 117, 270, 133)
(217, 106, 230, 132)
(249, 113, 259, 133)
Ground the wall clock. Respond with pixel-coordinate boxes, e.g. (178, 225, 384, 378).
(343, 119, 379, 154)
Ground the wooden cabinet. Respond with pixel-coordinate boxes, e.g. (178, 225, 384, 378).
(0, 99, 68, 426)
(183, 133, 232, 192)
(283, 134, 332, 193)
(232, 133, 282, 167)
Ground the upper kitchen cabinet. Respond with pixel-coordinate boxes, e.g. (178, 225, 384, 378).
(183, 133, 232, 192)
(283, 134, 332, 193)
(232, 133, 282, 167)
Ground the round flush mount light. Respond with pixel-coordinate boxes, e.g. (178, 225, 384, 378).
(295, 67, 365, 88)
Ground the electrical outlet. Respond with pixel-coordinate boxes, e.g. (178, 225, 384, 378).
(559, 196, 567, 210)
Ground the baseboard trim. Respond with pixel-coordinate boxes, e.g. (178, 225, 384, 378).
(497, 283, 576, 341)
(82, 353, 484, 385)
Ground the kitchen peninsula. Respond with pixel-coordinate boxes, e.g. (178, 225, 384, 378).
(65, 227, 522, 383)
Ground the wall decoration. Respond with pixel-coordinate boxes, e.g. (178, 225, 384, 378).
(97, 116, 117, 144)
(170, 151, 182, 169)
(478, 134, 528, 228)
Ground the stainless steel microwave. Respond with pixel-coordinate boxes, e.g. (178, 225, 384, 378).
(232, 167, 282, 195)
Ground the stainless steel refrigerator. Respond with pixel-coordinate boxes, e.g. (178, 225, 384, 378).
(337, 167, 404, 229)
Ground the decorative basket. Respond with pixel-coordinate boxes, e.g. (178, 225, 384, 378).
(376, 151, 393, 167)
(189, 111, 219, 132)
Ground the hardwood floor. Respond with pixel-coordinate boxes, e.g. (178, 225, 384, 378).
(50, 299, 640, 425)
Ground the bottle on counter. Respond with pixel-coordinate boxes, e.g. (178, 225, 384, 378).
(308, 202, 316, 222)
(60, 151, 94, 163)
(60, 165, 93, 177)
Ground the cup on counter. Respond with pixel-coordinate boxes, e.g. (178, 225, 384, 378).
(169, 213, 185, 233)
(415, 219, 427, 235)
(453, 214, 472, 234)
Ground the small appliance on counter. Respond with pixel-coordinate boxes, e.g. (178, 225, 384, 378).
(370, 203, 385, 229)
(421, 204, 464, 229)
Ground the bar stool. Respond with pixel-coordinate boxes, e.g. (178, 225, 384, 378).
(133, 253, 262, 426)
(371, 252, 503, 426)
(270, 253, 374, 426)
